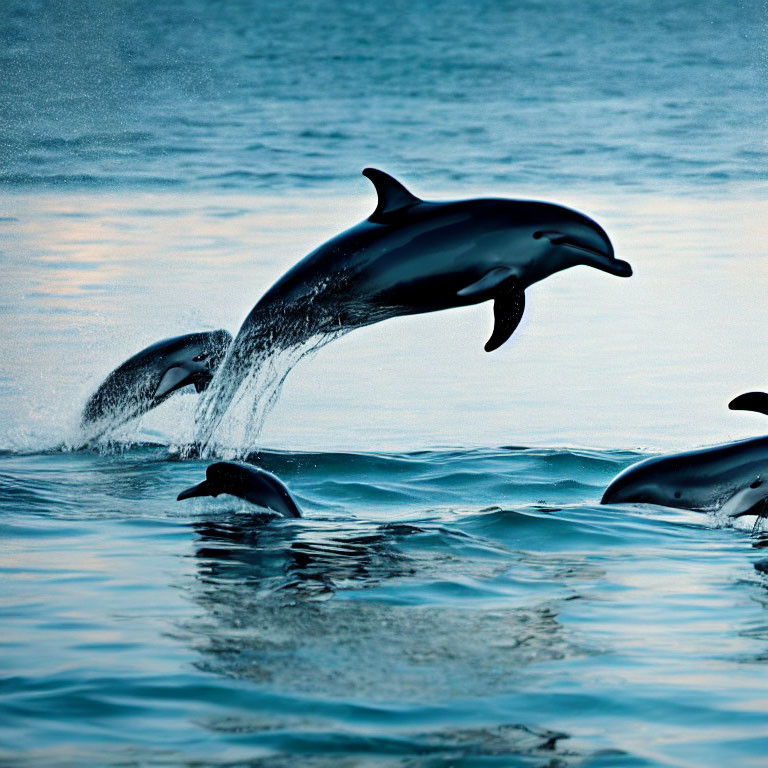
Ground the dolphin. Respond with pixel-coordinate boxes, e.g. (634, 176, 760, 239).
(197, 168, 632, 439)
(81, 330, 232, 437)
(177, 461, 302, 518)
(602, 398, 768, 520)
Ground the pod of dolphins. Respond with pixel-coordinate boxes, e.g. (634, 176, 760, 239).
(81, 169, 768, 527)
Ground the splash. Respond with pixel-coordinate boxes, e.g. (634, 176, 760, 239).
(191, 276, 386, 459)
(192, 330, 345, 459)
(77, 369, 157, 446)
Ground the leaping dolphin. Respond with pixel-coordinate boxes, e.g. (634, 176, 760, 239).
(81, 330, 232, 438)
(602, 393, 768, 521)
(177, 461, 302, 518)
(196, 168, 632, 441)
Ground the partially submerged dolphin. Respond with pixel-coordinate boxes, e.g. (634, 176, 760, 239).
(601, 437, 768, 518)
(177, 461, 302, 518)
(81, 330, 232, 437)
(602, 394, 768, 520)
(197, 168, 632, 438)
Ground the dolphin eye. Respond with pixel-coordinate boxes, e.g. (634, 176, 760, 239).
(674, 491, 682, 499)
(192, 352, 209, 362)
(532, 231, 544, 240)
(751, 479, 763, 489)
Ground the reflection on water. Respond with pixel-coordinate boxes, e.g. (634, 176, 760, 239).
(183, 510, 590, 764)
(192, 516, 416, 597)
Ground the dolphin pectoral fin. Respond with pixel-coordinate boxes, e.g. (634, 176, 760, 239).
(721, 476, 768, 524)
(363, 168, 422, 223)
(154, 366, 192, 399)
(729, 392, 768, 417)
(730, 498, 768, 518)
(485, 279, 525, 352)
(457, 267, 516, 298)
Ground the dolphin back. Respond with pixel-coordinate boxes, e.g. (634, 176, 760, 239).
(177, 462, 303, 518)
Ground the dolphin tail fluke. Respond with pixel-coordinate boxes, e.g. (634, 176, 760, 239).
(484, 279, 525, 352)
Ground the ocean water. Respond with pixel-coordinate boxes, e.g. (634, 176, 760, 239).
(2, 0, 768, 765)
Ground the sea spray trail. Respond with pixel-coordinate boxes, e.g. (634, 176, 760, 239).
(191, 249, 402, 459)
(192, 257, 401, 457)
(193, 330, 346, 458)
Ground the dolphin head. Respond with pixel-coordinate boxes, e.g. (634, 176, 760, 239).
(499, 201, 632, 285)
(602, 450, 768, 520)
(600, 459, 684, 507)
(177, 462, 302, 518)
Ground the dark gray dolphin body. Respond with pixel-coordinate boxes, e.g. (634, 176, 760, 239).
(198, 168, 631, 436)
(177, 462, 302, 518)
(603, 392, 768, 518)
(81, 330, 232, 437)
(601, 436, 768, 519)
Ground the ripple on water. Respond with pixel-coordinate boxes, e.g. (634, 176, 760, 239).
(0, 444, 767, 766)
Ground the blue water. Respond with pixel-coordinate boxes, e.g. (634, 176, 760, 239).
(3, 0, 768, 765)
(3, 445, 768, 767)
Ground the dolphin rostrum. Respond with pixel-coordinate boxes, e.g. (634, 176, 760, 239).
(196, 168, 632, 444)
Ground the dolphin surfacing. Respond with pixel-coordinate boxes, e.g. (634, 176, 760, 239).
(177, 461, 302, 518)
(601, 436, 768, 520)
(196, 169, 632, 447)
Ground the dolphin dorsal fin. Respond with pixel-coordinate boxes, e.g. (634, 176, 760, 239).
(729, 392, 768, 417)
(363, 168, 422, 223)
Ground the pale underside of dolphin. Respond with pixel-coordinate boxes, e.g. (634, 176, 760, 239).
(602, 393, 768, 522)
(194, 168, 632, 447)
(80, 330, 232, 440)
